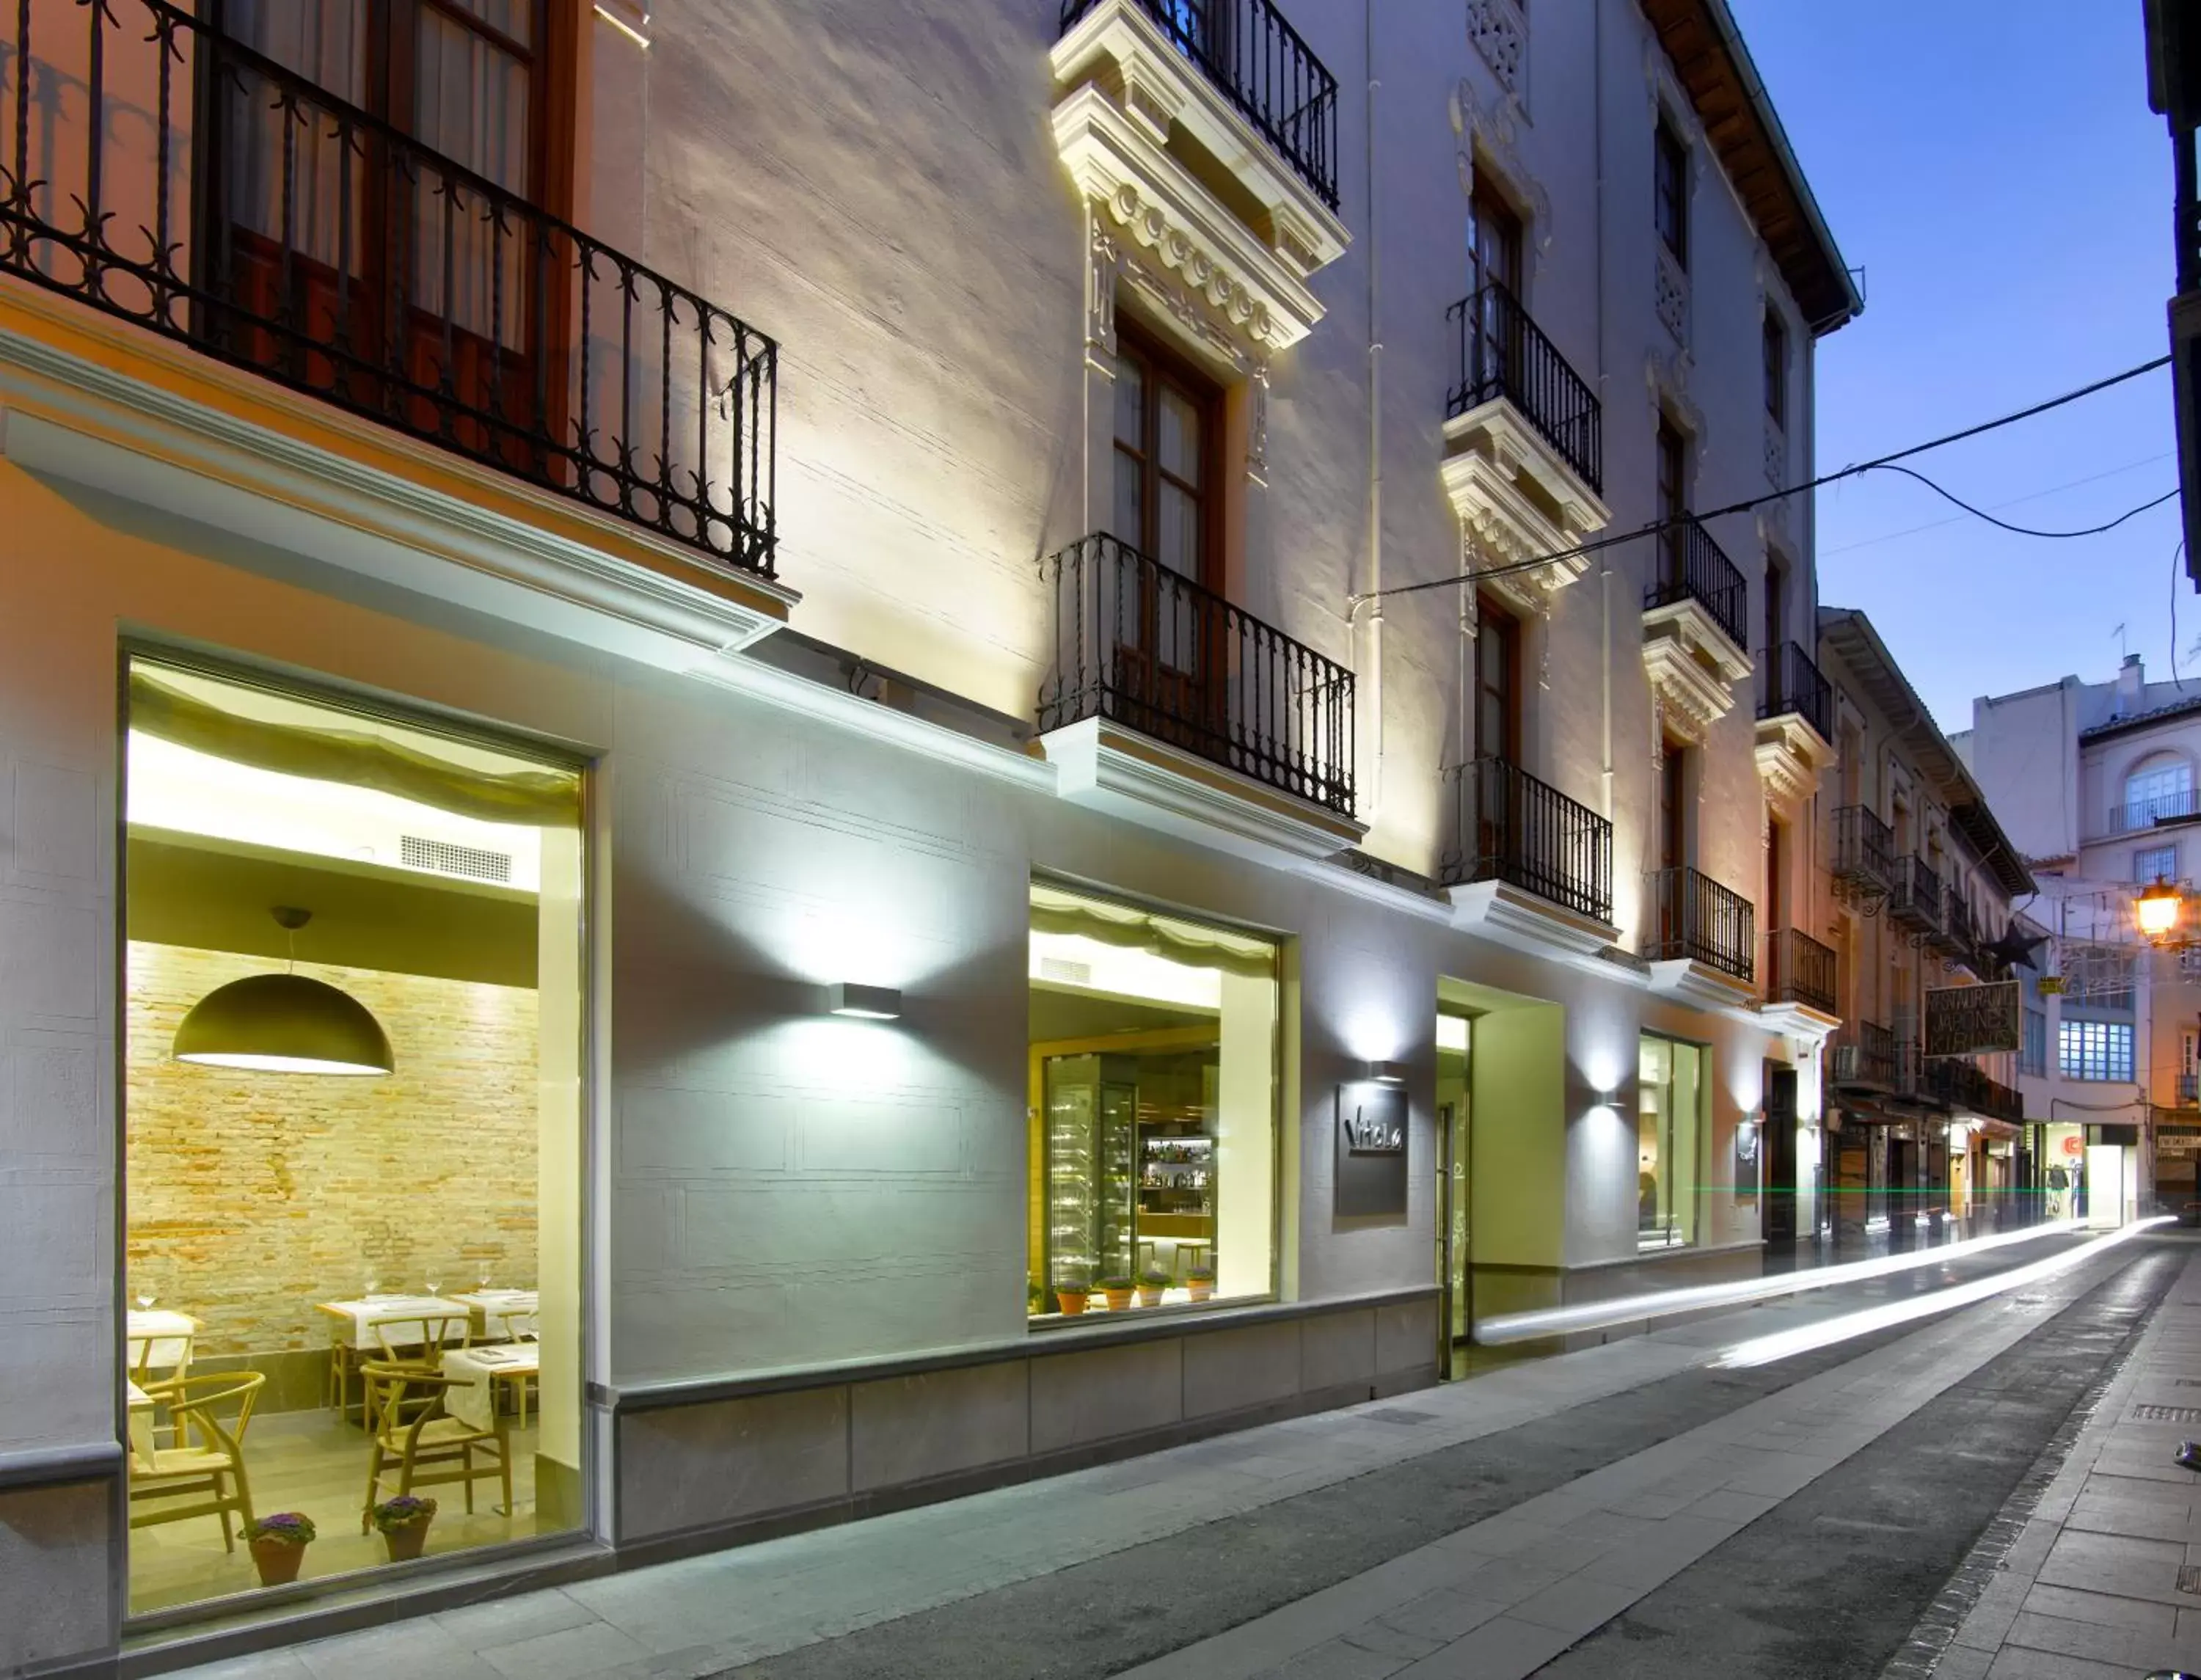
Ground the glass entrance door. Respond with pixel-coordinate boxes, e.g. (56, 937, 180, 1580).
(1437, 1012, 1472, 1378)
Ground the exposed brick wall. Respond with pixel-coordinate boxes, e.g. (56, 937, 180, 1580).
(125, 942, 539, 1359)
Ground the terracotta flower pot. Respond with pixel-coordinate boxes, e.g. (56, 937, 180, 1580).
(1188, 1282, 1214, 1304)
(249, 1538, 305, 1587)
(1135, 1285, 1164, 1307)
(381, 1518, 431, 1562)
(1055, 1289, 1090, 1315)
(1101, 1287, 1134, 1312)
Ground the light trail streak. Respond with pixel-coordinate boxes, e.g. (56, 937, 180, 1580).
(1471, 1221, 2089, 1347)
(1715, 1216, 2175, 1369)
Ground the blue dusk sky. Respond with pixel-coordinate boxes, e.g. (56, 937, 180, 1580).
(1731, 0, 2182, 733)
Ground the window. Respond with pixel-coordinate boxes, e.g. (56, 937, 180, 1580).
(2136, 843, 2179, 884)
(1638, 1035, 1704, 1248)
(1764, 553, 1787, 659)
(1475, 594, 1520, 764)
(1762, 310, 1787, 426)
(2059, 1019, 2135, 1082)
(2022, 1007, 2048, 1078)
(1113, 321, 1222, 588)
(1656, 417, 1689, 585)
(1469, 178, 1525, 298)
(1654, 118, 1689, 269)
(123, 655, 585, 1612)
(1658, 739, 1689, 870)
(2125, 758, 2195, 828)
(1029, 883, 1280, 1316)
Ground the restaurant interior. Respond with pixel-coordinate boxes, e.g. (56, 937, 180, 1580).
(121, 658, 583, 1615)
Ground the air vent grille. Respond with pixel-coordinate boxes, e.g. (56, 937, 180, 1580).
(1040, 957, 1093, 986)
(400, 835, 512, 883)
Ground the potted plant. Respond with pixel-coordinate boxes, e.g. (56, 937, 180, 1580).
(371, 1494, 438, 1562)
(1054, 1274, 1091, 1315)
(1186, 1266, 1216, 1304)
(1135, 1268, 1172, 1307)
(1097, 1274, 1135, 1312)
(244, 1513, 315, 1586)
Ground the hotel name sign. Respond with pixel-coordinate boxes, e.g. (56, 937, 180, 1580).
(1335, 1082, 1408, 1218)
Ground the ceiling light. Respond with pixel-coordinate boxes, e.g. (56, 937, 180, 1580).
(172, 907, 394, 1076)
(829, 982, 902, 1020)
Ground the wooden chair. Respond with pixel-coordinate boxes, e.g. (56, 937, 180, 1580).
(362, 1314, 469, 1432)
(127, 1373, 263, 1554)
(359, 1363, 511, 1533)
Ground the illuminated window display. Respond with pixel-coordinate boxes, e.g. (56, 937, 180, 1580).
(1638, 1035, 1704, 1249)
(1026, 883, 1280, 1316)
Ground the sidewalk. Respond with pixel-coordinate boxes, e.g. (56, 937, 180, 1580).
(1924, 1243, 2201, 1678)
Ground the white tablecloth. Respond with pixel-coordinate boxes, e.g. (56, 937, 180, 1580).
(125, 1310, 197, 1375)
(440, 1344, 537, 1432)
(321, 1296, 471, 1351)
(451, 1290, 539, 1340)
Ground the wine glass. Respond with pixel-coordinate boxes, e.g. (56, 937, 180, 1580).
(425, 1273, 443, 1301)
(477, 1266, 492, 1292)
(363, 1272, 381, 1301)
(134, 1288, 156, 1315)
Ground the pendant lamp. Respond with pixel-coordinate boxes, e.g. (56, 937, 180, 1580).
(173, 907, 395, 1076)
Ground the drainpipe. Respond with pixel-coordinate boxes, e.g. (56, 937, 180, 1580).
(1594, 0, 1614, 819)
(1362, 0, 1384, 821)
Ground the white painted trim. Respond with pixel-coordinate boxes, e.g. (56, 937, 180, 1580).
(1448, 877, 1621, 958)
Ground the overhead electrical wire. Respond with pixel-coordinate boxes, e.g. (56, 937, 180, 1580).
(1821, 451, 2173, 556)
(1866, 466, 2176, 538)
(1352, 352, 2175, 608)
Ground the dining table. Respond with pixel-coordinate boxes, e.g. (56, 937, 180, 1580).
(450, 1288, 539, 1341)
(125, 1379, 157, 1471)
(440, 1343, 539, 1433)
(125, 1309, 199, 1381)
(317, 1295, 472, 1425)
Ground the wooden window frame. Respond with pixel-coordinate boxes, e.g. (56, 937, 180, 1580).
(1469, 177, 1525, 299)
(1762, 308, 1788, 426)
(1111, 315, 1226, 594)
(1659, 738, 1690, 872)
(1656, 416, 1688, 583)
(1474, 594, 1522, 765)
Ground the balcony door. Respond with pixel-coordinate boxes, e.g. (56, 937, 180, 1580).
(1655, 739, 1689, 955)
(1656, 418, 1688, 590)
(208, 0, 568, 461)
(1472, 594, 1521, 869)
(1466, 181, 1523, 396)
(1112, 322, 1224, 751)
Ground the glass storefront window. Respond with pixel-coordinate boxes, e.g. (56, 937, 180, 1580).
(1026, 883, 1280, 1316)
(122, 657, 584, 1615)
(1638, 1035, 1704, 1249)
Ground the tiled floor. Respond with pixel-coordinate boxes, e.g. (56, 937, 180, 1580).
(150, 1227, 2139, 1680)
(131, 1408, 552, 1615)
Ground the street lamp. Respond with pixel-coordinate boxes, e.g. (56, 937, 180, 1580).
(2138, 877, 2186, 944)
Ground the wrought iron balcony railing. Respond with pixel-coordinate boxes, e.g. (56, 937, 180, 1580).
(1767, 927, 1838, 1015)
(1976, 1072, 2026, 1124)
(2180, 1072, 2199, 1106)
(1831, 1019, 1896, 1088)
(1757, 641, 1833, 742)
(1832, 805, 1897, 894)
(1644, 864, 1754, 982)
(1445, 280, 1602, 493)
(1, 0, 777, 576)
(1060, 0, 1339, 209)
(1938, 894, 1976, 962)
(1922, 1058, 2023, 1123)
(1038, 531, 1355, 814)
(1887, 855, 1944, 933)
(2108, 785, 2201, 833)
(1439, 756, 1613, 924)
(1643, 517, 1748, 656)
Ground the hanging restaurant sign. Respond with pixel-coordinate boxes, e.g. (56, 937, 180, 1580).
(1924, 980, 2022, 1058)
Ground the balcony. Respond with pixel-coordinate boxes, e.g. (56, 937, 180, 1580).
(1060, 0, 1339, 208)
(1640, 519, 1753, 746)
(1935, 896, 1975, 964)
(2180, 1073, 2199, 1106)
(1441, 758, 1618, 954)
(1754, 641, 1836, 818)
(0, 0, 778, 580)
(2106, 785, 2201, 836)
(1831, 806, 1897, 896)
(1035, 533, 1362, 861)
(1832, 1020, 1896, 1090)
(1764, 928, 1838, 1016)
(1924, 1059, 2026, 1125)
(1644, 864, 1755, 987)
(1439, 282, 1611, 616)
(1051, 0, 1348, 365)
(1887, 855, 1944, 935)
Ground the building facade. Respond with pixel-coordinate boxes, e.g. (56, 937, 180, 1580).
(1958, 654, 2201, 1223)
(0, 0, 1870, 1668)
(1815, 610, 2035, 1243)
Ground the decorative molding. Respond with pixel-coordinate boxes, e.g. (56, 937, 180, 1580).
(1465, 0, 1527, 103)
(1439, 401, 1610, 617)
(1756, 1000, 1843, 1045)
(1645, 346, 1707, 456)
(1450, 877, 1621, 959)
(1247, 356, 1271, 483)
(1450, 78, 1553, 278)
(1641, 598, 1751, 748)
(1040, 716, 1367, 867)
(1052, 1, 1349, 363)
(1654, 244, 1689, 346)
(1085, 205, 1121, 370)
(1762, 414, 1786, 489)
(1646, 957, 1759, 1011)
(1755, 712, 1836, 822)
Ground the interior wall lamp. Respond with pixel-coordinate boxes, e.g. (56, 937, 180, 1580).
(828, 982, 903, 1020)
(1359, 1060, 1406, 1085)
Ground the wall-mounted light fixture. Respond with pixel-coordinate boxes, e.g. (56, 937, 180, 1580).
(1359, 1059, 1406, 1085)
(828, 982, 902, 1020)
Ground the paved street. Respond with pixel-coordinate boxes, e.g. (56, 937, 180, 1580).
(157, 1226, 2201, 1680)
